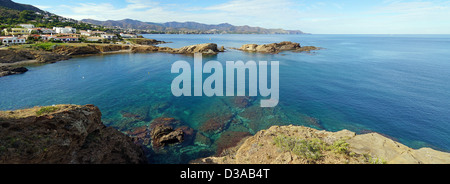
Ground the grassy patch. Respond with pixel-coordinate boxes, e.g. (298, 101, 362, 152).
(273, 135, 353, 161)
(36, 106, 59, 116)
(328, 139, 349, 154)
(273, 135, 325, 160)
(32, 42, 62, 51)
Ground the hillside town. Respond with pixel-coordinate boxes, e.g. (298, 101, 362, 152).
(0, 23, 139, 46)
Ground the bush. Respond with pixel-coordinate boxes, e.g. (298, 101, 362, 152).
(273, 135, 353, 161)
(273, 135, 324, 160)
(328, 139, 349, 154)
(36, 106, 59, 116)
(32, 42, 59, 51)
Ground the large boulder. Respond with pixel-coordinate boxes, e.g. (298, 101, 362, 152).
(150, 124, 184, 148)
(0, 104, 147, 164)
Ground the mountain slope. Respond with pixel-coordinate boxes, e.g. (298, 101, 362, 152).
(0, 0, 44, 13)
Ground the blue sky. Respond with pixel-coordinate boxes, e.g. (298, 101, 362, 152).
(13, 0, 450, 34)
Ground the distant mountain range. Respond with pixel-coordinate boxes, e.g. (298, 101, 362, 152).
(81, 19, 306, 34)
(1, 0, 305, 34)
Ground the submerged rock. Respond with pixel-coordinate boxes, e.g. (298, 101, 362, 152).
(0, 104, 147, 164)
(215, 131, 252, 156)
(150, 124, 184, 148)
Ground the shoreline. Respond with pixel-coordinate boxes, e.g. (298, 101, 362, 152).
(0, 41, 320, 77)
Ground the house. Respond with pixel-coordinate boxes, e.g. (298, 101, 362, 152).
(41, 34, 57, 41)
(2, 28, 30, 36)
(18, 24, 35, 29)
(101, 34, 117, 40)
(42, 28, 56, 34)
(0, 36, 26, 45)
(28, 28, 55, 34)
(56, 33, 81, 38)
(52, 37, 78, 42)
(53, 26, 76, 34)
(92, 31, 106, 35)
(80, 30, 92, 36)
(120, 33, 137, 38)
(86, 36, 102, 42)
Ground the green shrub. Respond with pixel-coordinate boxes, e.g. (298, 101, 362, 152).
(36, 106, 59, 116)
(273, 135, 324, 160)
(328, 139, 349, 154)
(32, 42, 59, 51)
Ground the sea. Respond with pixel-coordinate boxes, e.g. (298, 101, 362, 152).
(1, 34, 449, 163)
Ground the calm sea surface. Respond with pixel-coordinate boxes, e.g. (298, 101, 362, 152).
(1, 34, 449, 163)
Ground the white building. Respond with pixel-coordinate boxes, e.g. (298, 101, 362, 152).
(101, 34, 117, 40)
(52, 37, 79, 42)
(86, 36, 102, 42)
(0, 36, 26, 45)
(18, 24, 35, 29)
(53, 26, 76, 34)
(40, 35, 57, 41)
(40, 28, 56, 34)
(120, 33, 137, 38)
(80, 30, 92, 36)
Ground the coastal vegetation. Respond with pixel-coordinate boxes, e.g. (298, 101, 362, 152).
(273, 134, 351, 162)
(35, 106, 59, 116)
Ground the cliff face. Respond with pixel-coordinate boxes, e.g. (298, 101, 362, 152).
(192, 125, 450, 164)
(0, 104, 147, 164)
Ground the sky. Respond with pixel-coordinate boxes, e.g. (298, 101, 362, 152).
(12, 0, 450, 34)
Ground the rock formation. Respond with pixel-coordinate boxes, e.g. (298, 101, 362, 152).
(126, 117, 191, 149)
(0, 104, 147, 164)
(192, 125, 450, 164)
(0, 66, 28, 77)
(174, 43, 221, 54)
(238, 41, 320, 54)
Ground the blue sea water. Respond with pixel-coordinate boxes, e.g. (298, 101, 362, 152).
(1, 34, 450, 163)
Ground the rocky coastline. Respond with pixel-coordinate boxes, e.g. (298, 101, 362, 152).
(0, 42, 224, 77)
(0, 40, 317, 77)
(1, 105, 449, 164)
(192, 125, 450, 164)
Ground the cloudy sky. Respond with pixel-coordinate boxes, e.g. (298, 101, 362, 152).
(13, 0, 450, 34)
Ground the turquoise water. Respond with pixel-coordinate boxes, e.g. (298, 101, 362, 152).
(1, 34, 450, 163)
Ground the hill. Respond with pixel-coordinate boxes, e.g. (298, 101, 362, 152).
(0, 0, 43, 13)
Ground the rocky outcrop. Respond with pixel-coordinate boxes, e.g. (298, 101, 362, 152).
(0, 66, 28, 77)
(130, 43, 223, 55)
(0, 49, 69, 64)
(192, 125, 450, 164)
(238, 41, 320, 54)
(127, 38, 166, 45)
(126, 117, 192, 150)
(150, 124, 184, 148)
(174, 43, 221, 54)
(0, 104, 147, 164)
